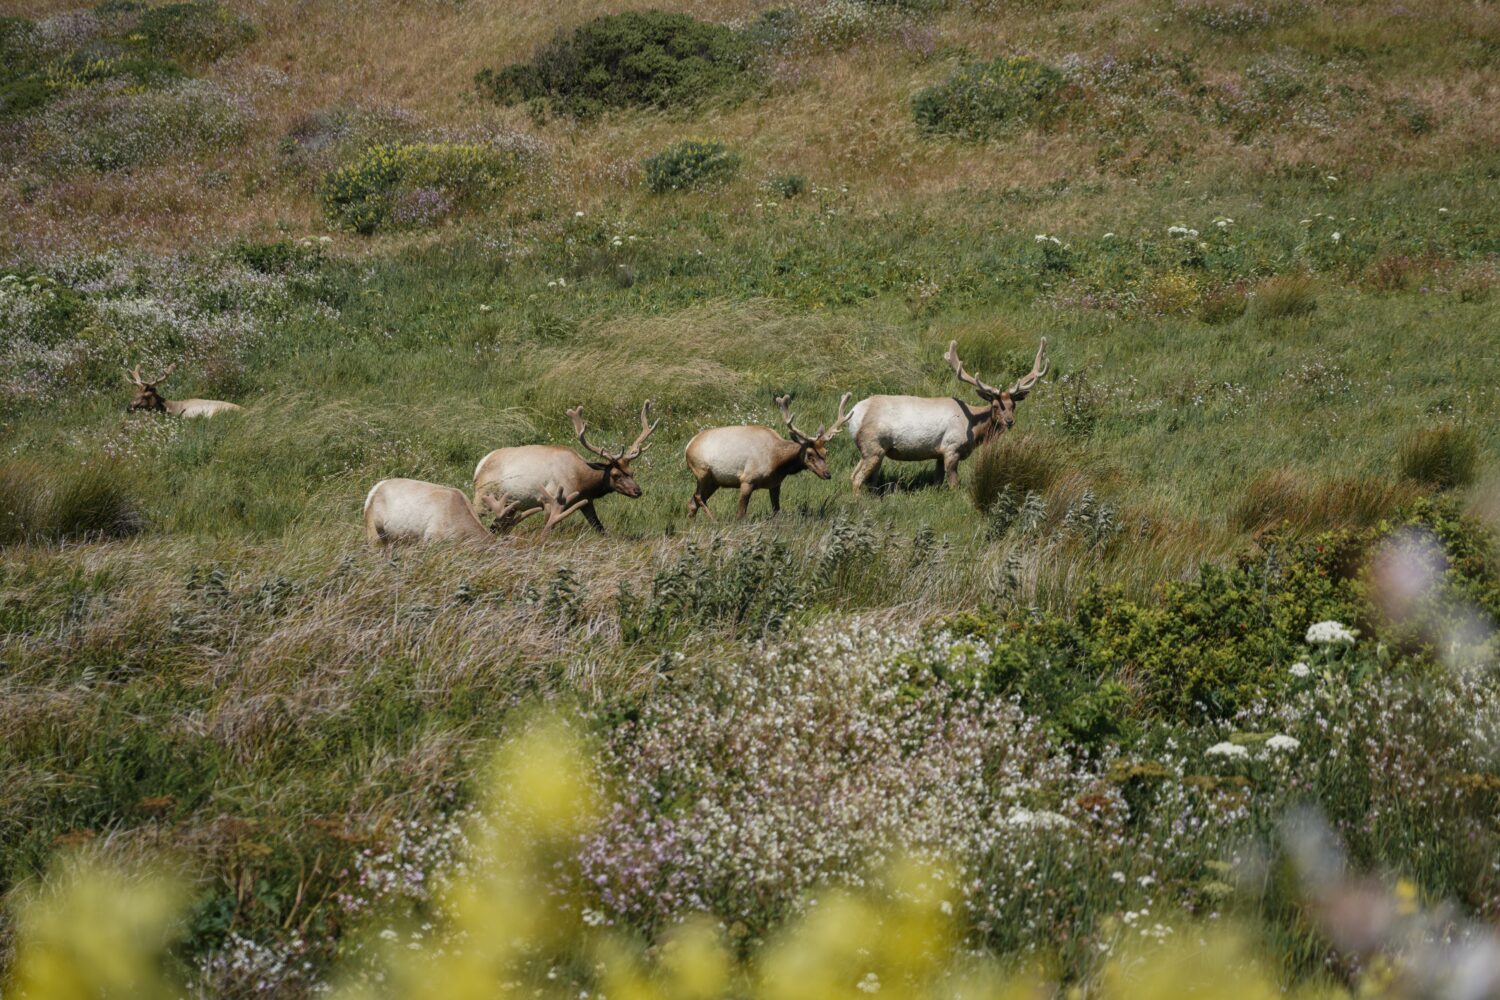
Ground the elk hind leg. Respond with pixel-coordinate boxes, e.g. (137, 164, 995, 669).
(736, 482, 755, 519)
(942, 450, 962, 489)
(689, 478, 718, 519)
(851, 453, 882, 495)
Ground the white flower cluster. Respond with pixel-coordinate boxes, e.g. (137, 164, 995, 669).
(1206, 741, 1249, 759)
(1306, 620, 1357, 645)
(1167, 224, 1200, 238)
(1265, 734, 1300, 753)
(1289, 661, 1312, 678)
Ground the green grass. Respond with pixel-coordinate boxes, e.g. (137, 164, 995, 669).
(3, 0, 1500, 989)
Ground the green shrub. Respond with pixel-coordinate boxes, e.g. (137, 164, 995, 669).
(1398, 424, 1479, 489)
(137, 1, 255, 65)
(476, 10, 754, 120)
(642, 139, 740, 194)
(912, 55, 1068, 139)
(320, 141, 528, 234)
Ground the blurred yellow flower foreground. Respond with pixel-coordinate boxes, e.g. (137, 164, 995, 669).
(4, 715, 1338, 1000)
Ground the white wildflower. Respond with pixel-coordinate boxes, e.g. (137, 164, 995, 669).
(1306, 620, 1357, 645)
(1004, 807, 1072, 830)
(1289, 661, 1311, 678)
(1266, 735, 1300, 753)
(1102, 232, 1116, 239)
(1331, 232, 1341, 243)
(1206, 741, 1249, 759)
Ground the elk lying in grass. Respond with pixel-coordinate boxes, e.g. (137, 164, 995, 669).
(848, 338, 1048, 493)
(473, 401, 658, 535)
(125, 364, 242, 418)
(685, 393, 852, 519)
(364, 478, 499, 547)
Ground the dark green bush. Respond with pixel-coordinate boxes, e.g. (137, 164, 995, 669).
(953, 499, 1500, 726)
(642, 139, 741, 193)
(912, 55, 1068, 139)
(476, 10, 754, 120)
(137, 1, 255, 65)
(1398, 424, 1479, 489)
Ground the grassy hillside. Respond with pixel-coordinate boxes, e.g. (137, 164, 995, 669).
(2, 0, 1500, 994)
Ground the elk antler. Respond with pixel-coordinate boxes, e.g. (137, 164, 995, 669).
(567, 405, 618, 461)
(775, 393, 815, 445)
(817, 392, 854, 441)
(620, 400, 658, 462)
(1006, 338, 1049, 401)
(944, 341, 1002, 400)
(126, 363, 176, 387)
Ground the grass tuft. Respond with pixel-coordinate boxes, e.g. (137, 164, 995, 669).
(1398, 424, 1479, 490)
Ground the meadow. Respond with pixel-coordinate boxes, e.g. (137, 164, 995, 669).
(2, 0, 1500, 994)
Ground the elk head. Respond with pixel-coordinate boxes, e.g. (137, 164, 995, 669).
(945, 338, 1048, 431)
(775, 392, 853, 480)
(124, 364, 176, 412)
(567, 400, 659, 497)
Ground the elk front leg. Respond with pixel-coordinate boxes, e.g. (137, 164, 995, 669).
(736, 482, 755, 519)
(942, 450, 962, 489)
(851, 453, 882, 495)
(580, 501, 606, 534)
(768, 482, 782, 515)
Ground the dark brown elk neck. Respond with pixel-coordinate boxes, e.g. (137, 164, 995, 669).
(579, 461, 617, 498)
(774, 436, 808, 475)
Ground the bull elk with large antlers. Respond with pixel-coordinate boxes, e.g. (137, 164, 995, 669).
(847, 338, 1048, 493)
(125, 364, 243, 418)
(473, 401, 658, 535)
(685, 393, 852, 519)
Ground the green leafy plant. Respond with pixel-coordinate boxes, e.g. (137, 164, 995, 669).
(642, 139, 741, 194)
(319, 142, 527, 234)
(912, 55, 1069, 139)
(476, 11, 754, 120)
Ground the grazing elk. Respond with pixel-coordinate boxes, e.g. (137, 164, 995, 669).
(848, 338, 1048, 493)
(685, 393, 852, 519)
(125, 364, 242, 418)
(473, 401, 658, 535)
(364, 478, 498, 547)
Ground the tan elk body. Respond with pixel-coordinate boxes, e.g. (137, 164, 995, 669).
(126, 365, 242, 418)
(364, 478, 495, 547)
(473, 402, 657, 534)
(685, 393, 851, 518)
(848, 339, 1048, 492)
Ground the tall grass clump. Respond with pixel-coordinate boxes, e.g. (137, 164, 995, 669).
(0, 461, 143, 545)
(1252, 273, 1319, 319)
(1232, 468, 1420, 533)
(1398, 424, 1479, 489)
(968, 434, 1065, 511)
(320, 141, 530, 233)
(642, 139, 741, 193)
(476, 11, 754, 120)
(912, 55, 1069, 139)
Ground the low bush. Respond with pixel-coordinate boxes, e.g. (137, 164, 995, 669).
(137, 1, 254, 65)
(320, 141, 528, 234)
(29, 78, 249, 171)
(1398, 424, 1479, 489)
(912, 55, 1068, 139)
(476, 10, 754, 120)
(642, 139, 740, 194)
(765, 172, 806, 198)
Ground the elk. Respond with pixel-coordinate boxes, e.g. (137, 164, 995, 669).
(685, 393, 852, 519)
(125, 364, 242, 418)
(847, 338, 1048, 493)
(473, 401, 658, 535)
(364, 478, 499, 547)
